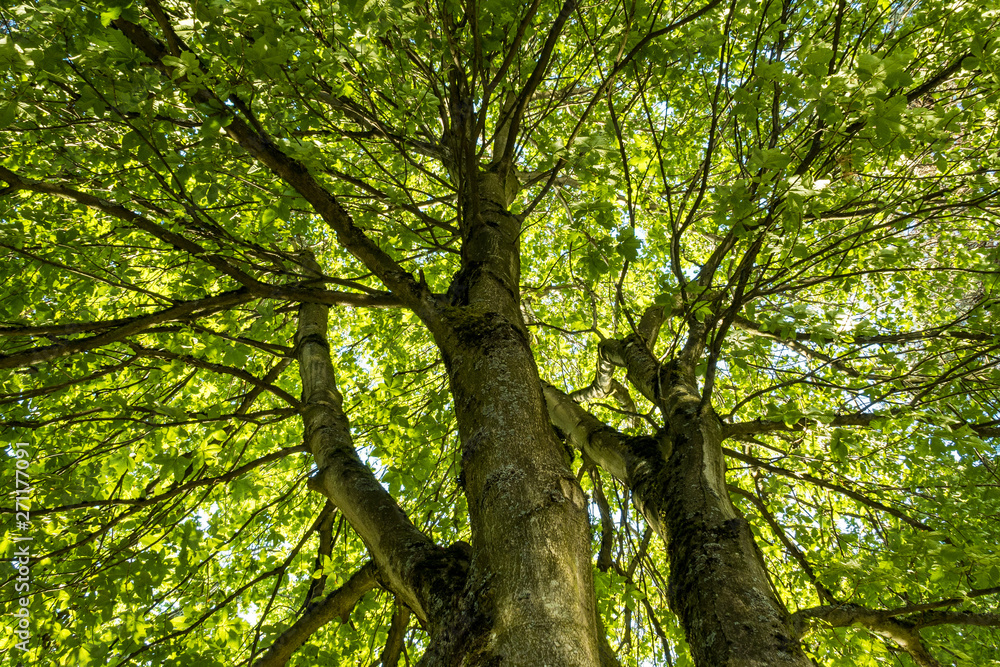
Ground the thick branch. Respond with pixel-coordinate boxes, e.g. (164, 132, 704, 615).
(569, 349, 617, 403)
(636, 304, 668, 349)
(793, 604, 940, 666)
(294, 252, 465, 629)
(111, 17, 438, 321)
(599, 335, 663, 406)
(542, 382, 634, 481)
(253, 562, 378, 667)
(567, 346, 641, 427)
(541, 381, 670, 539)
(790, 602, 1000, 667)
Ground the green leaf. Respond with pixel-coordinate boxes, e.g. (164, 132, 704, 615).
(100, 7, 122, 27)
(0, 102, 16, 129)
(5, 2, 999, 665)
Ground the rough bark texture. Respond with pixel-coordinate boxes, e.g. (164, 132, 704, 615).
(423, 172, 602, 666)
(295, 253, 468, 634)
(545, 335, 813, 666)
(652, 390, 809, 667)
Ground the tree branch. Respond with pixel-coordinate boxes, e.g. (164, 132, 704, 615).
(499, 0, 577, 167)
(130, 344, 300, 407)
(377, 602, 411, 667)
(300, 501, 338, 611)
(0, 282, 398, 373)
(723, 447, 934, 531)
(723, 413, 1000, 441)
(791, 601, 1000, 667)
(792, 603, 942, 666)
(252, 562, 378, 667)
(542, 381, 634, 481)
(110, 17, 438, 321)
(294, 250, 465, 629)
(0, 289, 255, 371)
(541, 380, 673, 540)
(0, 165, 260, 288)
(728, 484, 836, 604)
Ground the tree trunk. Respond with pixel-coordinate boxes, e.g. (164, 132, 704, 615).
(547, 337, 813, 666)
(422, 171, 602, 666)
(652, 388, 810, 666)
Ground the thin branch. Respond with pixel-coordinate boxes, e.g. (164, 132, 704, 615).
(0, 289, 254, 370)
(377, 602, 411, 667)
(723, 447, 934, 532)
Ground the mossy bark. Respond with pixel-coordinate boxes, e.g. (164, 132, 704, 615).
(423, 171, 602, 666)
(547, 337, 813, 667)
(650, 395, 810, 667)
(295, 253, 467, 633)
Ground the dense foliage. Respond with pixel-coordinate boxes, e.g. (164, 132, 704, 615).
(1, 0, 999, 665)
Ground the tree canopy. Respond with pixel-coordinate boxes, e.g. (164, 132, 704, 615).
(1, 0, 999, 665)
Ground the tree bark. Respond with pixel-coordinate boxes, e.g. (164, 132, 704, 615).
(424, 171, 602, 666)
(652, 386, 810, 666)
(545, 336, 813, 666)
(294, 252, 468, 633)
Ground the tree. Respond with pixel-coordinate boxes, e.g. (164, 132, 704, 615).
(1, 0, 999, 664)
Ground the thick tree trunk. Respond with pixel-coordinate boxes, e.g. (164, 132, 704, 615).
(434, 314, 600, 666)
(606, 335, 811, 665)
(424, 172, 602, 666)
(546, 336, 813, 666)
(651, 386, 810, 666)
